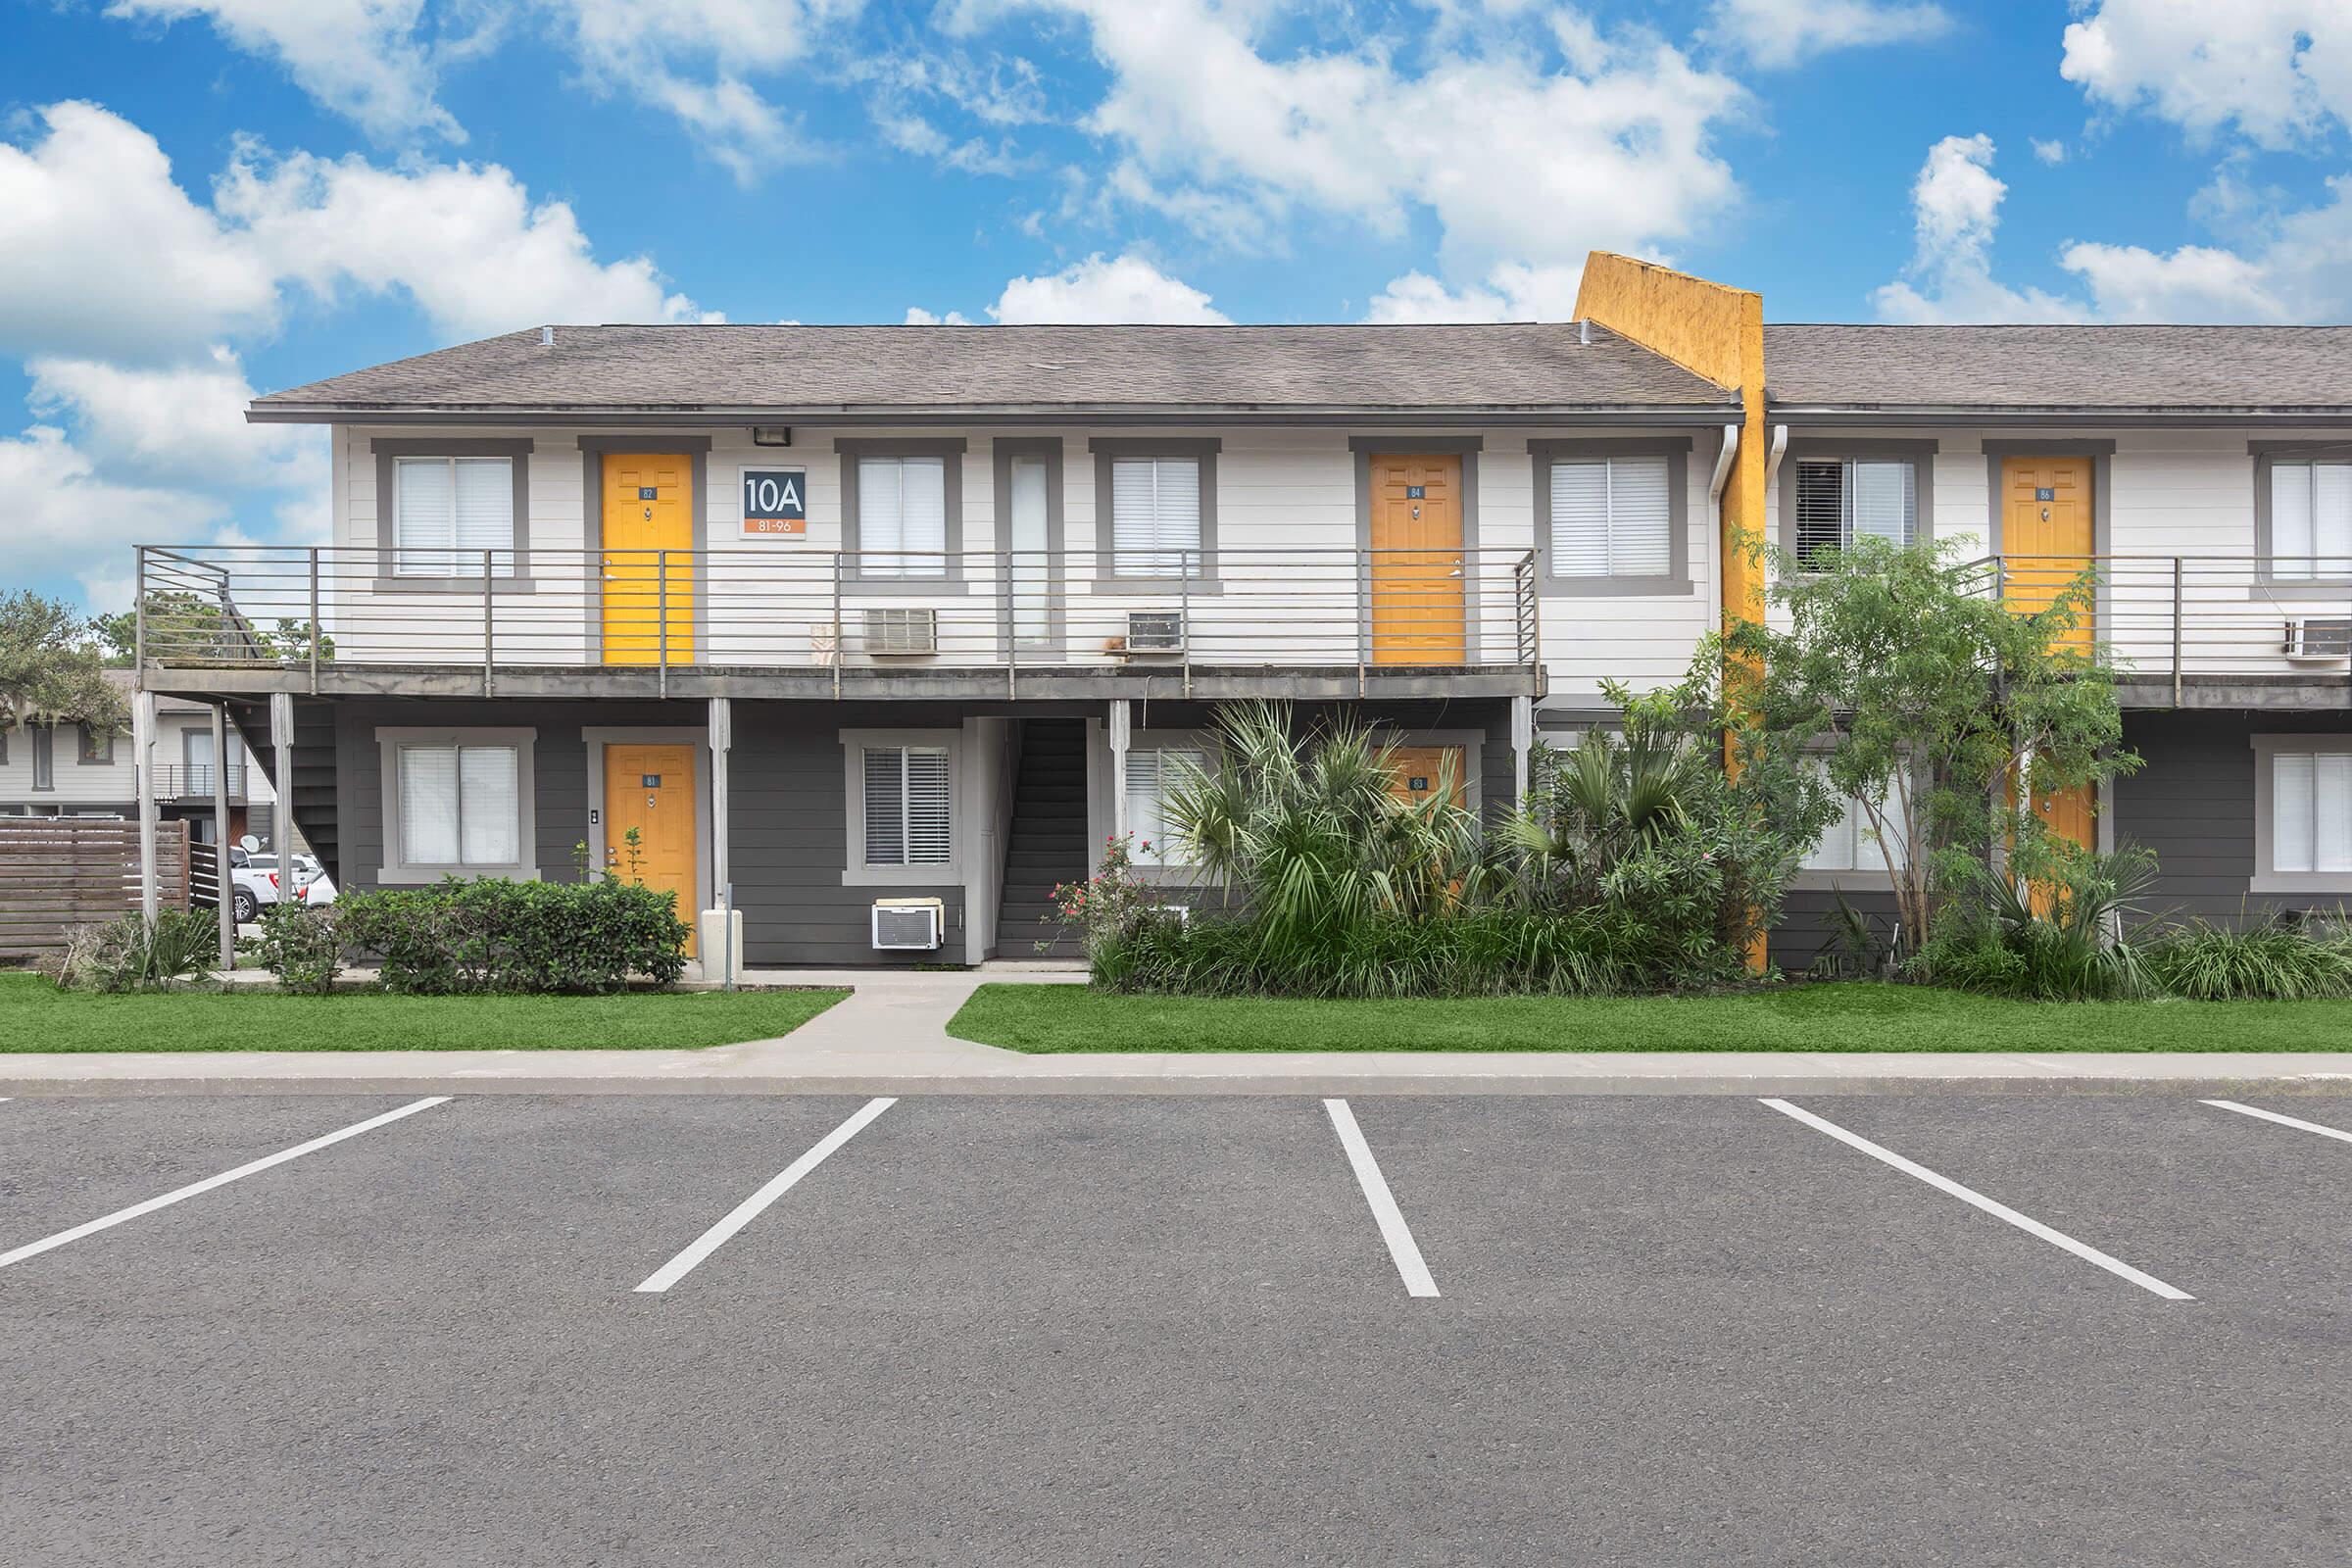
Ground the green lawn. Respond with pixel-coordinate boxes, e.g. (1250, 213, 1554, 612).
(0, 973, 847, 1053)
(949, 980, 2352, 1054)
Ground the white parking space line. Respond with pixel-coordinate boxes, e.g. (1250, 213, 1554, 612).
(1761, 1098, 2192, 1302)
(635, 1098, 896, 1296)
(2201, 1100, 2352, 1146)
(1323, 1099, 1440, 1299)
(0, 1096, 453, 1272)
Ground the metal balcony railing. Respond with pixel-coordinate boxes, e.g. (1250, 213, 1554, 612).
(1961, 554, 2352, 695)
(134, 545, 1543, 691)
(152, 764, 247, 802)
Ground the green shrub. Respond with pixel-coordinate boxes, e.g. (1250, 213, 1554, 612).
(2145, 916, 2352, 1001)
(246, 904, 345, 994)
(53, 910, 220, 992)
(337, 876, 691, 995)
(1911, 845, 2156, 1001)
(1092, 905, 1710, 1000)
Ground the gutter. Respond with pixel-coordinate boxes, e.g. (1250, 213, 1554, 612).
(245, 403, 1745, 430)
(1769, 406, 2352, 429)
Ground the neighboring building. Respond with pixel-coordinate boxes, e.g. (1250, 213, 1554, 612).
(125, 253, 2351, 969)
(2, 674, 274, 850)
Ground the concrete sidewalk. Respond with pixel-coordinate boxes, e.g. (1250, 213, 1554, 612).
(7, 969, 2352, 1096)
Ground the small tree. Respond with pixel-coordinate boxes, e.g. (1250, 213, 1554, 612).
(95, 592, 332, 667)
(1723, 538, 2137, 954)
(0, 591, 122, 738)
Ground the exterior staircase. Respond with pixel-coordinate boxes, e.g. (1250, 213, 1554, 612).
(997, 718, 1091, 962)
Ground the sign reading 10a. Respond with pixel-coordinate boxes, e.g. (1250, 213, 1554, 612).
(742, 469, 808, 537)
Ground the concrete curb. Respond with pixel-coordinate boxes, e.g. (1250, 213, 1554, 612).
(7, 1066, 2352, 1097)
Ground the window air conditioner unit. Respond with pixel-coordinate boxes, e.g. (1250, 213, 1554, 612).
(1124, 610, 1186, 654)
(872, 897, 945, 951)
(2283, 617, 2352, 662)
(864, 608, 938, 656)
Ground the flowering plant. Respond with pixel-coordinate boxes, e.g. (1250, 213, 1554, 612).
(1041, 833, 1181, 958)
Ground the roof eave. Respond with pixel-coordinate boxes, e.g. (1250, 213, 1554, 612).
(246, 401, 1742, 428)
(1768, 404, 2352, 428)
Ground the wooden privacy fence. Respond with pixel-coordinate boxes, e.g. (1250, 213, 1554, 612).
(0, 819, 196, 958)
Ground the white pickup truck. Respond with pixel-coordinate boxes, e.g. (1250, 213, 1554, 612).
(226, 844, 339, 925)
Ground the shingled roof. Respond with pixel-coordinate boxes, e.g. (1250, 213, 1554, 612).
(1765, 324, 2352, 414)
(248, 321, 1737, 419)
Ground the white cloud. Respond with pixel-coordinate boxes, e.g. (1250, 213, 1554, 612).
(2058, 175, 2352, 320)
(1364, 262, 1584, 322)
(25, 347, 316, 491)
(2032, 137, 2068, 165)
(2060, 1, 2352, 147)
(987, 253, 1229, 323)
(903, 306, 974, 324)
(1706, 0, 1951, 69)
(536, 0, 860, 178)
(0, 425, 227, 609)
(104, 0, 463, 143)
(216, 141, 710, 336)
(0, 103, 277, 363)
(1048, 0, 1745, 275)
(1871, 134, 2086, 322)
(1871, 131, 2352, 323)
(4, 102, 710, 363)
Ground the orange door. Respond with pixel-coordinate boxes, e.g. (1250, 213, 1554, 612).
(2000, 457, 2094, 655)
(604, 743, 699, 956)
(1384, 746, 1468, 808)
(1369, 455, 1466, 665)
(603, 454, 695, 664)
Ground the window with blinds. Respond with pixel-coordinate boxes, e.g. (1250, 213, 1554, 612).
(2270, 462, 2352, 580)
(858, 457, 949, 577)
(1110, 457, 1202, 576)
(2272, 750, 2352, 874)
(393, 457, 514, 577)
(863, 745, 953, 866)
(1127, 748, 1205, 866)
(1550, 456, 1671, 578)
(1803, 765, 1908, 873)
(1793, 458, 1915, 565)
(397, 743, 520, 867)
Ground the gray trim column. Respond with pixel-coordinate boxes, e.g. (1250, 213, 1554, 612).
(709, 696, 734, 988)
(212, 702, 233, 966)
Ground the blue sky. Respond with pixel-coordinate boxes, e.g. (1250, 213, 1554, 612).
(2, 0, 2345, 610)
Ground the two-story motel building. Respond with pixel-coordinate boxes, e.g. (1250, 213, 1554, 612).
(128, 254, 2352, 970)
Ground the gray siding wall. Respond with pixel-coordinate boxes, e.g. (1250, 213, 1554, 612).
(731, 701, 968, 968)
(2115, 709, 2352, 927)
(1774, 888, 1901, 974)
(333, 698, 972, 967)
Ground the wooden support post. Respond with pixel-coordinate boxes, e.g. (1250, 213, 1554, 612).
(212, 703, 234, 969)
(134, 689, 158, 922)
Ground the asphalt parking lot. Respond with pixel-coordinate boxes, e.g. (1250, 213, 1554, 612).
(3, 1093, 2351, 1566)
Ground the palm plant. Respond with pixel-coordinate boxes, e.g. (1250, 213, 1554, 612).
(1501, 688, 1714, 907)
(1160, 700, 1487, 952)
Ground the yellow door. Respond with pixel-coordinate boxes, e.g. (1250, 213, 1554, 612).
(603, 454, 694, 664)
(1384, 746, 1468, 808)
(604, 743, 699, 956)
(2000, 456, 2094, 655)
(1369, 455, 1466, 665)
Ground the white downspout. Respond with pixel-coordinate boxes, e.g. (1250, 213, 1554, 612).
(1707, 422, 1740, 642)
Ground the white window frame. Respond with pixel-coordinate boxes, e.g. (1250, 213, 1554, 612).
(1126, 744, 1210, 868)
(374, 726, 538, 883)
(2252, 733, 2352, 893)
(391, 455, 516, 578)
(842, 727, 961, 886)
(2260, 454, 2352, 585)
(1532, 438, 1691, 597)
(1795, 760, 1911, 886)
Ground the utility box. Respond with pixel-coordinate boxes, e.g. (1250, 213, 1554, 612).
(698, 907, 745, 979)
(871, 897, 945, 951)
